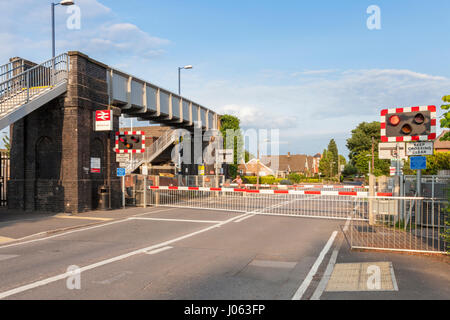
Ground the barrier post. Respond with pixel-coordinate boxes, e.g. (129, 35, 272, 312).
(369, 174, 376, 225)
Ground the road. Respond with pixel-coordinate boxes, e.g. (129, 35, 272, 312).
(0, 206, 448, 300)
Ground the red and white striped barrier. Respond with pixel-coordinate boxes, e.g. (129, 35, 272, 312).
(225, 184, 368, 190)
(149, 186, 392, 197)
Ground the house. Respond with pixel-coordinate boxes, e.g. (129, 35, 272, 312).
(434, 130, 450, 153)
(258, 152, 321, 178)
(238, 158, 275, 176)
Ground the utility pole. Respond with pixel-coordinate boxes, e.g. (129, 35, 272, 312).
(371, 136, 375, 174)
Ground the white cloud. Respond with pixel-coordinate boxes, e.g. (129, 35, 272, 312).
(0, 0, 170, 63)
(187, 68, 449, 155)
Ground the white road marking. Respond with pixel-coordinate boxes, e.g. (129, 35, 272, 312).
(0, 208, 176, 250)
(292, 230, 338, 300)
(389, 262, 399, 291)
(144, 246, 173, 255)
(310, 218, 351, 300)
(129, 217, 221, 224)
(310, 249, 339, 300)
(0, 212, 250, 299)
(234, 214, 255, 223)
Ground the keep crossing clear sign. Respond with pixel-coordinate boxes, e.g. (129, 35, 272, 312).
(406, 141, 434, 156)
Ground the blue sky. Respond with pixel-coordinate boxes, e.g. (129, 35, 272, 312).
(1, 0, 449, 157)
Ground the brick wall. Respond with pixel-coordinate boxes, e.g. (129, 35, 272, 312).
(8, 52, 121, 213)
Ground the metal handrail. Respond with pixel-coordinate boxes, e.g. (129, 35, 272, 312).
(0, 53, 69, 114)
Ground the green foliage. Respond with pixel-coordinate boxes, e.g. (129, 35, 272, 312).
(346, 121, 390, 176)
(220, 114, 242, 178)
(441, 95, 450, 141)
(2, 135, 10, 155)
(443, 188, 450, 253)
(339, 155, 347, 166)
(346, 121, 381, 162)
(288, 173, 303, 184)
(342, 163, 357, 177)
(353, 150, 389, 176)
(243, 175, 322, 185)
(319, 149, 335, 178)
(243, 176, 284, 185)
(327, 139, 339, 176)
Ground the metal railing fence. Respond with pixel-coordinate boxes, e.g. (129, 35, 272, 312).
(0, 53, 69, 114)
(143, 187, 448, 254)
(350, 196, 448, 254)
(146, 188, 360, 220)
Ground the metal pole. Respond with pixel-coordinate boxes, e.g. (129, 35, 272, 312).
(51, 3, 56, 85)
(178, 67, 181, 95)
(256, 143, 260, 190)
(51, 3, 56, 59)
(122, 175, 125, 208)
(143, 175, 147, 208)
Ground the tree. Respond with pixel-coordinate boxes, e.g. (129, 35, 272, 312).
(339, 155, 347, 167)
(319, 149, 334, 178)
(346, 121, 390, 175)
(439, 95, 450, 253)
(220, 115, 243, 178)
(353, 149, 389, 176)
(2, 135, 10, 155)
(327, 139, 339, 176)
(346, 121, 380, 162)
(342, 163, 357, 177)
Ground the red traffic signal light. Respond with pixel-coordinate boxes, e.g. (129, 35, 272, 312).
(381, 106, 436, 142)
(115, 131, 146, 153)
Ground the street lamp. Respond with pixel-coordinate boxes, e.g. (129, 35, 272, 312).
(51, 0, 75, 59)
(178, 65, 193, 95)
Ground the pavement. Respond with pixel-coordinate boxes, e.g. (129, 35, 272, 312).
(0, 205, 448, 300)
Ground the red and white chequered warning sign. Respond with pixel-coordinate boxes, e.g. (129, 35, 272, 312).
(115, 131, 146, 154)
(380, 105, 437, 142)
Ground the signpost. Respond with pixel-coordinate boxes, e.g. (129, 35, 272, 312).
(117, 168, 126, 208)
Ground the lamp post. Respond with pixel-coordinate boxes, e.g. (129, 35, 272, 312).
(178, 65, 193, 95)
(51, 0, 75, 59)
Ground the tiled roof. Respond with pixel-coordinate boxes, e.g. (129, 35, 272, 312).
(434, 130, 450, 150)
(261, 154, 316, 172)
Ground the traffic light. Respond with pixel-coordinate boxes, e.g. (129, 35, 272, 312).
(380, 106, 436, 142)
(115, 131, 146, 153)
